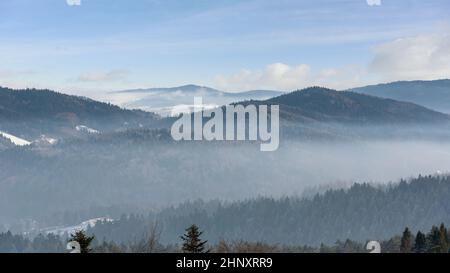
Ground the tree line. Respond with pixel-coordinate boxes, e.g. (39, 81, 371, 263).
(89, 174, 450, 246)
(1, 222, 450, 253)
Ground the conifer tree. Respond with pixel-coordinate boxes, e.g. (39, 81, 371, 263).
(413, 231, 427, 253)
(438, 223, 449, 253)
(69, 230, 95, 253)
(426, 226, 441, 253)
(400, 227, 412, 253)
(180, 224, 208, 253)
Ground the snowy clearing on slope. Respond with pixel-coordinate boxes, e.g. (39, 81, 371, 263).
(0, 131, 31, 146)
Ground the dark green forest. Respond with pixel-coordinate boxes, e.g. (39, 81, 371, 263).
(88, 174, 450, 246)
(1, 174, 450, 253)
(0, 87, 164, 139)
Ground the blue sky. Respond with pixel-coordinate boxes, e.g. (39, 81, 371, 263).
(0, 0, 449, 99)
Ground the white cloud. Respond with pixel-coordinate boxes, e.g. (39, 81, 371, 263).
(214, 63, 369, 91)
(66, 0, 81, 6)
(77, 69, 129, 82)
(214, 63, 312, 91)
(366, 0, 381, 6)
(369, 34, 450, 81)
(214, 33, 450, 92)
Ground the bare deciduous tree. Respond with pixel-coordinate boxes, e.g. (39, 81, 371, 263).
(130, 222, 162, 253)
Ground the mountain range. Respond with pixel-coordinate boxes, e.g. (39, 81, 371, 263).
(109, 84, 283, 116)
(349, 79, 450, 114)
(2, 80, 450, 231)
(1, 80, 450, 144)
(264, 86, 449, 124)
(107, 80, 450, 117)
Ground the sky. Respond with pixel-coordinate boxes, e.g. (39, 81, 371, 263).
(0, 0, 449, 100)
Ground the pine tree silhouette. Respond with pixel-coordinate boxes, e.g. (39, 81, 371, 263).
(413, 231, 427, 253)
(438, 223, 449, 253)
(180, 224, 208, 253)
(69, 230, 95, 253)
(426, 226, 441, 253)
(400, 227, 412, 253)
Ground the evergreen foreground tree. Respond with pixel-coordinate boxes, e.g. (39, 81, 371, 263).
(438, 223, 449, 253)
(181, 225, 208, 253)
(426, 226, 441, 253)
(69, 230, 95, 253)
(400, 228, 412, 253)
(413, 231, 427, 253)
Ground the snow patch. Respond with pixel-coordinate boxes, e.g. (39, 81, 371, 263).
(33, 135, 58, 145)
(75, 125, 100, 134)
(42, 217, 113, 236)
(0, 131, 31, 146)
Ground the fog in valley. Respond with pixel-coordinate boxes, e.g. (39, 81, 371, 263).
(2, 131, 450, 233)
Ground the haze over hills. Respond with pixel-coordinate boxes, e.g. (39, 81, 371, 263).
(1, 84, 450, 145)
(88, 175, 450, 246)
(2, 82, 450, 239)
(107, 80, 450, 118)
(109, 84, 283, 116)
(349, 79, 450, 114)
(2, 0, 450, 252)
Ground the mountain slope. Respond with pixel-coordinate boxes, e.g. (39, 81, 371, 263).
(0, 87, 163, 139)
(349, 79, 450, 114)
(263, 87, 450, 124)
(2, 85, 449, 142)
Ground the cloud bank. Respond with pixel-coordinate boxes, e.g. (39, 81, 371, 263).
(369, 34, 450, 82)
(215, 63, 310, 91)
(214, 34, 450, 91)
(214, 63, 368, 91)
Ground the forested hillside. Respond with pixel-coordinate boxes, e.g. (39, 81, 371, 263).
(0, 87, 163, 139)
(350, 80, 450, 114)
(263, 87, 450, 124)
(87, 174, 450, 246)
(1, 174, 449, 253)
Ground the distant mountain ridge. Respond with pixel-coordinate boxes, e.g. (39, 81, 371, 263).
(114, 84, 222, 95)
(110, 80, 450, 117)
(109, 84, 283, 115)
(262, 86, 450, 124)
(113, 84, 281, 97)
(349, 79, 450, 114)
(1, 84, 449, 143)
